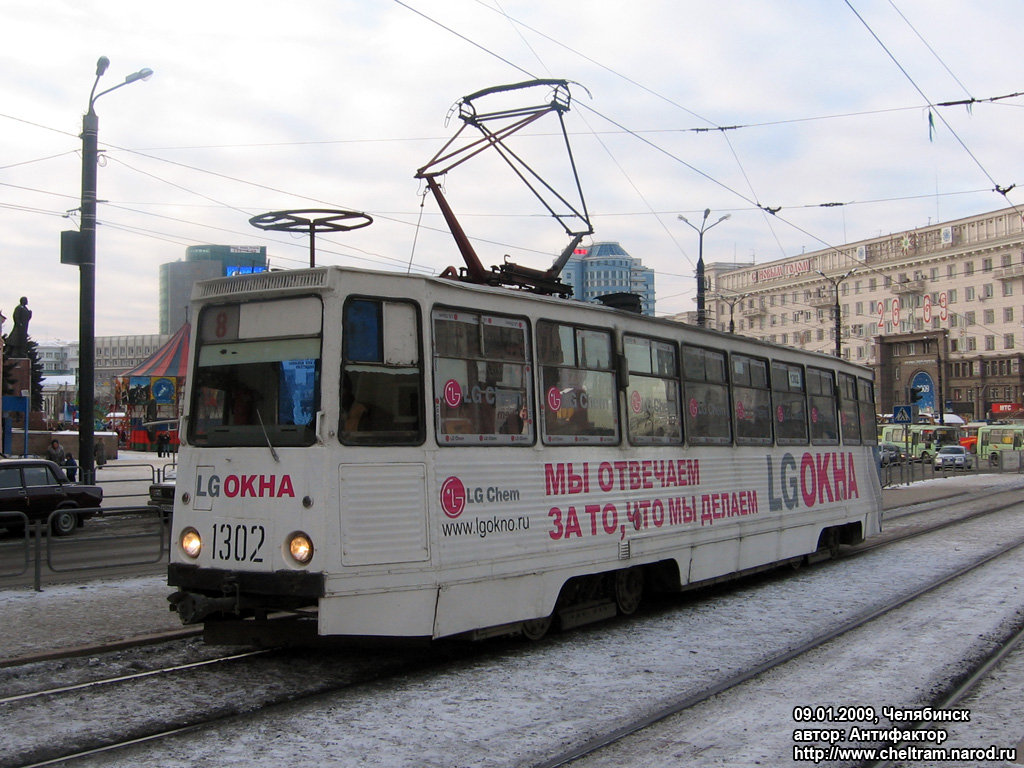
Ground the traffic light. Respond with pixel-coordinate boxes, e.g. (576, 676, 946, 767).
(909, 386, 923, 404)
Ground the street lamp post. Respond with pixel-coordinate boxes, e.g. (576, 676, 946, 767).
(816, 268, 856, 357)
(678, 209, 730, 328)
(715, 291, 748, 334)
(77, 56, 152, 484)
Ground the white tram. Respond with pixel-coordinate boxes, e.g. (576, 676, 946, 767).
(167, 265, 882, 643)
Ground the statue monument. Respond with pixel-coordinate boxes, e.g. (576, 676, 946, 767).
(7, 297, 31, 358)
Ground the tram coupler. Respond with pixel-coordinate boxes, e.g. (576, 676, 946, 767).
(168, 590, 240, 624)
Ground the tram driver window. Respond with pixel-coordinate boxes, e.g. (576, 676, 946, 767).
(538, 321, 619, 445)
(190, 298, 323, 448)
(431, 309, 533, 445)
(341, 298, 424, 445)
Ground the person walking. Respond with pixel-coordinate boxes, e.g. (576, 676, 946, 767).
(46, 439, 65, 465)
(64, 453, 78, 482)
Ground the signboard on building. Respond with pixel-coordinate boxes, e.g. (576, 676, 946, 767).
(910, 371, 935, 413)
(752, 258, 811, 282)
(991, 402, 1020, 414)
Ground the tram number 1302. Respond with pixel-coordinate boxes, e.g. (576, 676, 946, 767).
(210, 523, 266, 563)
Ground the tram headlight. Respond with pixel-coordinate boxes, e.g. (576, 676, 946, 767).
(181, 527, 202, 559)
(287, 532, 314, 565)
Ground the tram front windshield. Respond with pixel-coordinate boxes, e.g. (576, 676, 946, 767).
(189, 299, 322, 448)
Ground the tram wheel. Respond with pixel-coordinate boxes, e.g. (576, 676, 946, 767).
(521, 614, 553, 641)
(614, 567, 644, 615)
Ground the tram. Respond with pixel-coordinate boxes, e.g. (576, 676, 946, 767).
(166, 265, 882, 642)
(166, 79, 880, 642)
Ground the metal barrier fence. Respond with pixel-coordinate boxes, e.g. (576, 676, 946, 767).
(95, 461, 176, 503)
(877, 452, 1023, 488)
(0, 506, 167, 591)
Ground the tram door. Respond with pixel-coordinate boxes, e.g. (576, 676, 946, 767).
(338, 297, 430, 566)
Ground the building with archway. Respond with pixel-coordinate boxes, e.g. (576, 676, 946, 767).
(708, 206, 1024, 421)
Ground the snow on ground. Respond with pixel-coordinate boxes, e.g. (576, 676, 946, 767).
(2, 473, 1022, 767)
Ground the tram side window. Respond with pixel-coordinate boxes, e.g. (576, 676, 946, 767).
(806, 367, 840, 446)
(771, 362, 809, 445)
(341, 298, 424, 445)
(732, 354, 772, 445)
(858, 378, 877, 445)
(432, 309, 533, 445)
(190, 297, 323, 448)
(838, 373, 861, 444)
(538, 321, 618, 445)
(624, 335, 681, 444)
(681, 346, 731, 445)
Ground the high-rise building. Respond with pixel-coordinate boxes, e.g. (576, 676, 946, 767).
(560, 242, 655, 315)
(159, 245, 268, 333)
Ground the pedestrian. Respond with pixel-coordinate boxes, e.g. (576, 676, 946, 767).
(46, 439, 65, 465)
(157, 431, 169, 457)
(64, 453, 78, 482)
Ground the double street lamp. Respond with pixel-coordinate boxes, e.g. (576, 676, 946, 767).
(76, 56, 152, 484)
(816, 268, 856, 358)
(678, 209, 730, 328)
(715, 291, 748, 334)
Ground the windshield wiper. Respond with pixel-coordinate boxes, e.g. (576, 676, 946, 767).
(255, 408, 281, 463)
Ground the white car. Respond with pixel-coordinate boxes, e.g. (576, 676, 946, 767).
(933, 445, 974, 471)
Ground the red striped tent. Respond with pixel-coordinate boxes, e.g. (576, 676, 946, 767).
(115, 323, 190, 450)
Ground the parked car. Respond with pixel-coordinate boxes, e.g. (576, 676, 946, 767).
(878, 442, 907, 466)
(0, 458, 102, 535)
(147, 467, 176, 519)
(933, 445, 974, 471)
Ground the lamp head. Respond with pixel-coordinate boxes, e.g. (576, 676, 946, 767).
(95, 57, 110, 76)
(125, 68, 154, 84)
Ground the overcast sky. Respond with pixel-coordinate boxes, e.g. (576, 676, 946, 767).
(3, 0, 1023, 342)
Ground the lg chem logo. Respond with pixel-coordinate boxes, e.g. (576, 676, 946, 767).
(440, 476, 467, 519)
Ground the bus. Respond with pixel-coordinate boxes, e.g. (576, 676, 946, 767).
(876, 423, 960, 462)
(976, 424, 1024, 466)
(958, 421, 989, 453)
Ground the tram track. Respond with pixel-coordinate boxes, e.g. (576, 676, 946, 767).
(857, 621, 1024, 768)
(852, 484, 1024, 553)
(532, 524, 1024, 768)
(0, 639, 462, 768)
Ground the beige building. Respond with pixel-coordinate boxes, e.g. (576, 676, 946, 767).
(707, 206, 1024, 421)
